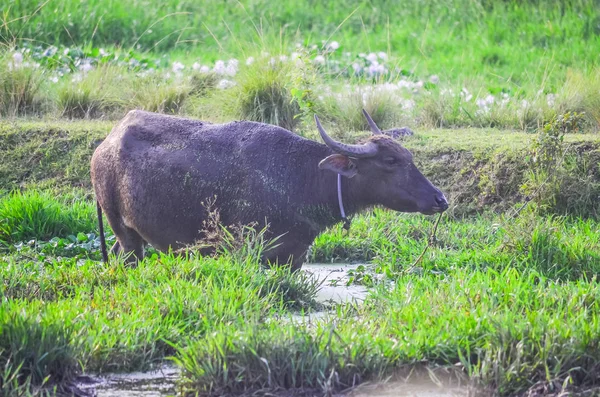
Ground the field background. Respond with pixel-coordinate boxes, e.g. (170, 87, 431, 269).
(2, 0, 600, 396)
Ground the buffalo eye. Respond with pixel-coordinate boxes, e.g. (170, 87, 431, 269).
(383, 156, 398, 165)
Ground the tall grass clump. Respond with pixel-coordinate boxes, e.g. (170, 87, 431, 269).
(556, 68, 600, 130)
(57, 65, 127, 119)
(315, 83, 409, 135)
(179, 201, 322, 310)
(131, 74, 192, 114)
(0, 303, 79, 394)
(214, 59, 301, 131)
(175, 314, 388, 397)
(0, 190, 96, 245)
(0, 53, 44, 117)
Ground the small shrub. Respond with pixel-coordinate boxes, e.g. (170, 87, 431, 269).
(523, 112, 599, 216)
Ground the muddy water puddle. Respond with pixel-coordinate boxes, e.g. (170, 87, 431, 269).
(348, 379, 474, 397)
(304, 263, 370, 304)
(77, 365, 179, 396)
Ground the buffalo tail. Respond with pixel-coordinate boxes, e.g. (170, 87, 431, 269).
(96, 200, 109, 263)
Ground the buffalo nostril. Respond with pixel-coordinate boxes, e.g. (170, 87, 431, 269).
(435, 195, 448, 209)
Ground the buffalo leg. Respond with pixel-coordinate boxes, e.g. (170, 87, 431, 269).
(110, 240, 121, 255)
(112, 224, 145, 265)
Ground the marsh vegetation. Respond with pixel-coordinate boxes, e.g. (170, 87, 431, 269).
(2, 0, 600, 396)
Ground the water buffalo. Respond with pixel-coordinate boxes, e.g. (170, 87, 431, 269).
(91, 109, 448, 270)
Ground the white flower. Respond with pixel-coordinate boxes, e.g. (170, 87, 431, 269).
(398, 79, 412, 89)
(367, 63, 385, 76)
(225, 59, 238, 76)
(460, 88, 473, 102)
(200, 65, 210, 73)
(314, 55, 325, 65)
(213, 60, 226, 74)
(429, 75, 440, 84)
(521, 99, 530, 109)
(99, 48, 108, 56)
(328, 41, 340, 50)
(80, 62, 93, 73)
(290, 52, 300, 61)
(546, 93, 556, 107)
(217, 79, 236, 89)
(228, 58, 239, 68)
(352, 62, 362, 74)
(192, 62, 201, 71)
(246, 56, 255, 65)
(12, 52, 23, 66)
(401, 99, 416, 110)
(268, 57, 276, 67)
(366, 53, 378, 64)
(279, 55, 288, 62)
(499, 93, 510, 107)
(172, 61, 185, 73)
(377, 51, 388, 60)
(50, 76, 59, 83)
(359, 53, 366, 58)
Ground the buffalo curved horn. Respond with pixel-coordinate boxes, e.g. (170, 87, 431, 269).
(314, 114, 378, 158)
(362, 109, 382, 135)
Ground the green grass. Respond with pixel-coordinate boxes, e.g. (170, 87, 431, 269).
(0, 120, 111, 190)
(311, 209, 600, 280)
(0, 190, 97, 246)
(3, 0, 599, 90)
(0, 1, 599, 132)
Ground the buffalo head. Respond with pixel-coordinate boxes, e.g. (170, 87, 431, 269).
(315, 110, 448, 215)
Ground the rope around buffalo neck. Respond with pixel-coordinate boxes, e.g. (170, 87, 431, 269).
(337, 174, 351, 231)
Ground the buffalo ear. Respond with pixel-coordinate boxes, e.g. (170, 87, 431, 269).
(318, 154, 358, 178)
